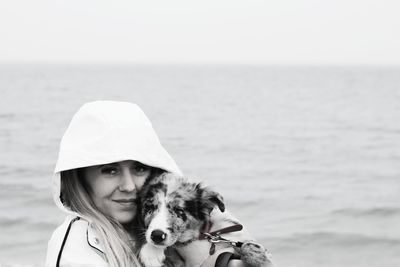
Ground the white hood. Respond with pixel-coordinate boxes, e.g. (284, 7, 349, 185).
(53, 100, 182, 215)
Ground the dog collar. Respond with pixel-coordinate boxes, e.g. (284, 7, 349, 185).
(199, 220, 213, 239)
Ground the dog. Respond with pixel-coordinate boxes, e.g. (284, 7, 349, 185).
(132, 172, 274, 267)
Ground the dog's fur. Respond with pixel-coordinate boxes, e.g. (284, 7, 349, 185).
(132, 173, 274, 267)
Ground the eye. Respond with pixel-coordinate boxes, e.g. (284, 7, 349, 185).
(100, 165, 119, 176)
(174, 208, 186, 217)
(132, 163, 150, 175)
(144, 200, 156, 213)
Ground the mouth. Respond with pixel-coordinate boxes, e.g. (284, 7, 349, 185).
(113, 199, 136, 208)
(149, 242, 168, 248)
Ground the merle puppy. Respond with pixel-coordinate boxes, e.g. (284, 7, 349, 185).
(132, 173, 274, 267)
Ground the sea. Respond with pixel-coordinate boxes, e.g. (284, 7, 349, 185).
(0, 64, 399, 267)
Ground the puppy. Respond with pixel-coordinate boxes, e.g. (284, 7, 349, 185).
(133, 173, 274, 267)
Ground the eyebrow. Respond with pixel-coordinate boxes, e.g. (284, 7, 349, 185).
(96, 163, 119, 169)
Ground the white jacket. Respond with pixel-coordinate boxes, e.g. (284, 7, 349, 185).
(46, 101, 182, 267)
(46, 215, 108, 266)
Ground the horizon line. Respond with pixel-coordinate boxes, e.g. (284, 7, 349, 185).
(1, 60, 400, 68)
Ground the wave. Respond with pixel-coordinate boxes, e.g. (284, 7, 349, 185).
(0, 113, 16, 119)
(331, 207, 400, 218)
(0, 216, 57, 230)
(0, 264, 35, 267)
(273, 231, 400, 250)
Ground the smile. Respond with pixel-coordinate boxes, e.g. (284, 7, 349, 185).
(113, 199, 136, 208)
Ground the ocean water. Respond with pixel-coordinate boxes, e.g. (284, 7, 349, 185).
(0, 64, 399, 267)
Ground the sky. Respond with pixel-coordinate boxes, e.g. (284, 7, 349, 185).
(0, 0, 399, 65)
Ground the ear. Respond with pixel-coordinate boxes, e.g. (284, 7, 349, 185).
(206, 190, 225, 212)
(197, 184, 225, 213)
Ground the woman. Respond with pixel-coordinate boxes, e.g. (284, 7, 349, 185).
(46, 101, 246, 267)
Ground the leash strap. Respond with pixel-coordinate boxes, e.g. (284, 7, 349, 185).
(200, 223, 244, 255)
(56, 217, 80, 267)
(208, 224, 243, 236)
(199, 223, 243, 240)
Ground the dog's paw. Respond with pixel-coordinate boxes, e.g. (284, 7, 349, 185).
(239, 242, 275, 267)
(139, 243, 166, 267)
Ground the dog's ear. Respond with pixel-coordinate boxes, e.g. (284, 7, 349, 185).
(205, 189, 225, 213)
(197, 184, 225, 213)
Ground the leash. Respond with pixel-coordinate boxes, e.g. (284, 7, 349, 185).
(199, 222, 274, 267)
(200, 223, 244, 255)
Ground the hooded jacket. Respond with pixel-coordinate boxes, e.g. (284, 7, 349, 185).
(46, 101, 182, 267)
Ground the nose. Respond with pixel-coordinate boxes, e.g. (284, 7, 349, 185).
(150, 229, 167, 244)
(119, 170, 135, 192)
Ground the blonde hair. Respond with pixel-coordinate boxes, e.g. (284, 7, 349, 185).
(61, 169, 142, 267)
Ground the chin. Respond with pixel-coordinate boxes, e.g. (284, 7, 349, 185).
(114, 212, 135, 224)
(116, 216, 135, 224)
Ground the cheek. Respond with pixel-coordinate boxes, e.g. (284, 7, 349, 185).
(90, 178, 117, 199)
(137, 171, 151, 189)
(83, 169, 118, 198)
(170, 213, 187, 233)
(85, 179, 120, 215)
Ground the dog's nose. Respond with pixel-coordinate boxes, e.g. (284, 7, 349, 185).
(150, 229, 167, 244)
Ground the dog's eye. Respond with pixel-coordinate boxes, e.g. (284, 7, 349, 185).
(174, 208, 186, 217)
(144, 201, 156, 213)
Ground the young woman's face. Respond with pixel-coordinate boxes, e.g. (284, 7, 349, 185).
(82, 160, 152, 224)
